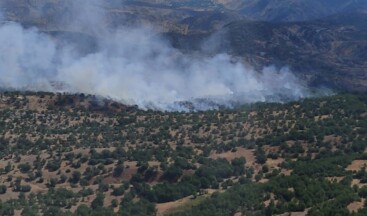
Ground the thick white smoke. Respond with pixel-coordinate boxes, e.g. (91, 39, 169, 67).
(0, 1, 310, 111)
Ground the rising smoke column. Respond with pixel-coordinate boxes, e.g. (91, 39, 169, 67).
(0, 1, 310, 111)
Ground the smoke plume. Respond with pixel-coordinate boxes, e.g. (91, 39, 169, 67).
(0, 1, 311, 111)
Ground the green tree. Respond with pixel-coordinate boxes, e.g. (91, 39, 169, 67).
(91, 193, 104, 209)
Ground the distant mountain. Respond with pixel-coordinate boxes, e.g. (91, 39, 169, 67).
(123, 0, 367, 22)
(226, 10, 367, 90)
(167, 10, 367, 91)
(236, 0, 367, 22)
(0, 0, 197, 33)
(2, 0, 367, 91)
(3, 0, 367, 33)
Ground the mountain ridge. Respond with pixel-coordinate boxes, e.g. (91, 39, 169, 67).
(1, 1, 367, 92)
(166, 9, 367, 91)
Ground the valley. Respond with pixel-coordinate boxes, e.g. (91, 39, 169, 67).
(2, 0, 367, 92)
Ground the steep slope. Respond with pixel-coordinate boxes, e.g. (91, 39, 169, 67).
(237, 0, 367, 22)
(223, 10, 367, 90)
(166, 9, 367, 91)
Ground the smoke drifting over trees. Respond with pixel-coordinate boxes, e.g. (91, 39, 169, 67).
(0, 0, 311, 111)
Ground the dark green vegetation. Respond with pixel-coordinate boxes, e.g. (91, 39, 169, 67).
(0, 92, 365, 215)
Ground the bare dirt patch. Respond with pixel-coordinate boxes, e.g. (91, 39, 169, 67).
(314, 115, 330, 122)
(156, 189, 221, 215)
(323, 135, 342, 145)
(351, 179, 367, 188)
(121, 161, 138, 181)
(325, 176, 344, 183)
(259, 179, 269, 183)
(266, 158, 284, 169)
(156, 196, 193, 216)
(291, 209, 310, 216)
(280, 169, 293, 176)
(348, 198, 365, 213)
(264, 193, 276, 207)
(346, 160, 367, 171)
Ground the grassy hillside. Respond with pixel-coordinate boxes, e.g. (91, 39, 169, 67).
(0, 92, 365, 215)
